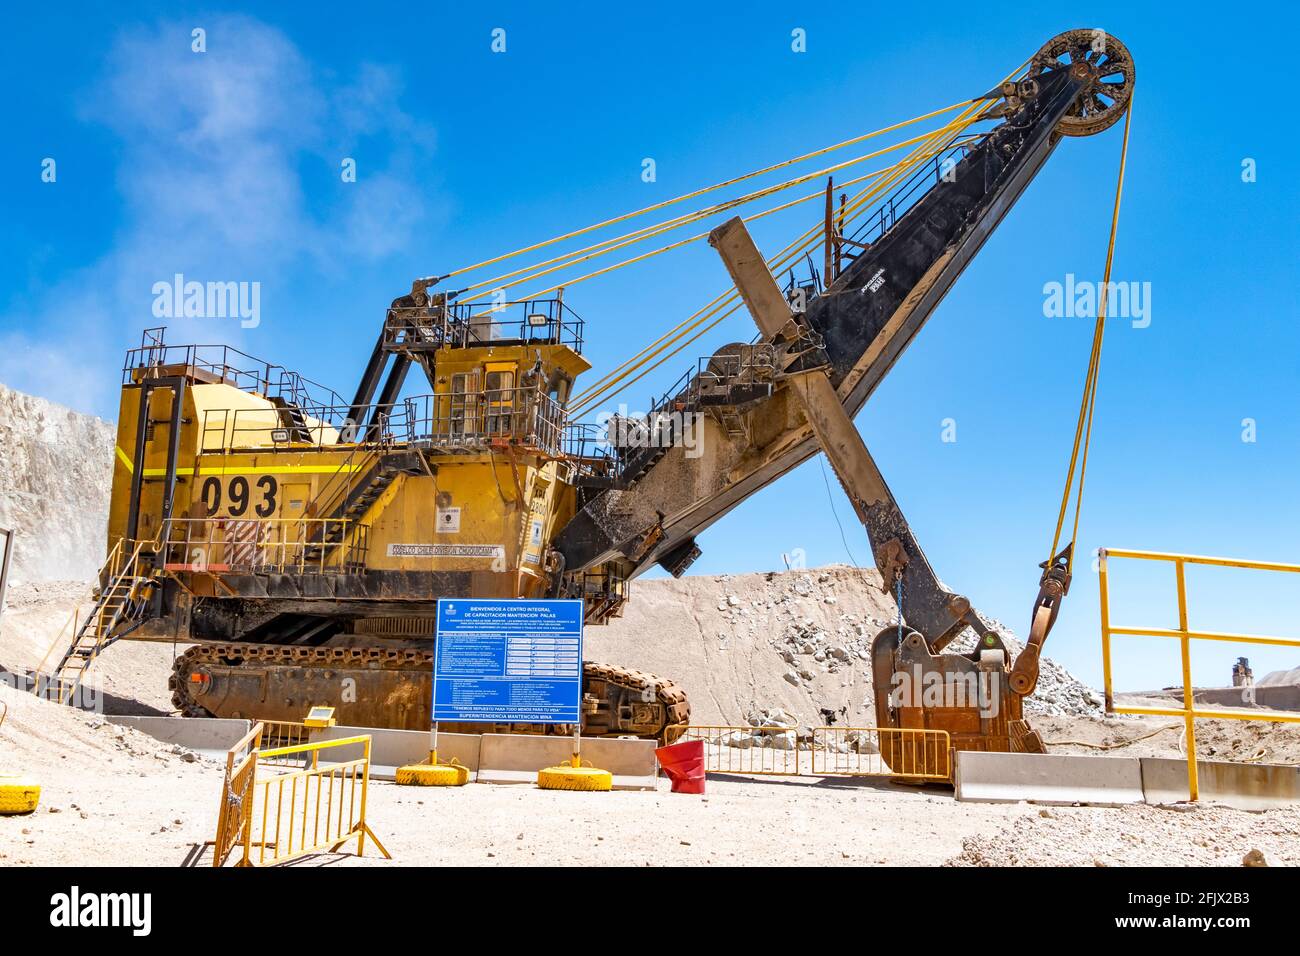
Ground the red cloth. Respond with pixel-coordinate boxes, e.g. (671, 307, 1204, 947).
(655, 739, 706, 794)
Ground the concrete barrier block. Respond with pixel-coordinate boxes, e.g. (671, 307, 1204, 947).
(308, 725, 480, 781)
(1140, 757, 1300, 810)
(106, 716, 252, 755)
(478, 734, 658, 790)
(955, 751, 1144, 806)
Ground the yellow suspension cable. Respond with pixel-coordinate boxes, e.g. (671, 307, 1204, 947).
(473, 133, 980, 324)
(563, 53, 1035, 417)
(569, 107, 985, 416)
(570, 160, 950, 415)
(1049, 93, 1134, 575)
(434, 99, 976, 285)
(568, 111, 981, 416)
(456, 128, 981, 302)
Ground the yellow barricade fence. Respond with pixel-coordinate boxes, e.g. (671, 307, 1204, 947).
(670, 724, 802, 776)
(1099, 547, 1300, 801)
(210, 725, 389, 866)
(810, 726, 952, 780)
(667, 724, 952, 780)
(210, 722, 263, 867)
(241, 735, 389, 866)
(256, 719, 312, 768)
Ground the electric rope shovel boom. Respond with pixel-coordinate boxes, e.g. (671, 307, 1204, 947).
(71, 30, 1132, 771)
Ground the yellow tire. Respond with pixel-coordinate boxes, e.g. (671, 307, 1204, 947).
(396, 763, 469, 787)
(0, 776, 40, 815)
(536, 765, 612, 792)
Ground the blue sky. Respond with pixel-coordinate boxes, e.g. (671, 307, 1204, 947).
(3, 2, 1297, 691)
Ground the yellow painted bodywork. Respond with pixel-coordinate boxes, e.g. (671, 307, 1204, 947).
(107, 340, 589, 597)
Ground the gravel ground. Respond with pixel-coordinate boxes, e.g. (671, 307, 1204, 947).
(949, 802, 1300, 867)
(3, 682, 1297, 868)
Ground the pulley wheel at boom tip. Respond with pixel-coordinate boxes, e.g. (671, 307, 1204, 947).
(1028, 29, 1134, 137)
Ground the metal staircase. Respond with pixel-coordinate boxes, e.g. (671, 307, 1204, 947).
(268, 395, 313, 442)
(33, 539, 155, 705)
(302, 449, 425, 564)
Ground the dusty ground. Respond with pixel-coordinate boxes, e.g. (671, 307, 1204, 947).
(951, 803, 1300, 867)
(3, 677, 1299, 868)
(3, 569, 1300, 867)
(1034, 711, 1300, 765)
(0, 580, 183, 714)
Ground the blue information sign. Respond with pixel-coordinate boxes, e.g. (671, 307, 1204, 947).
(433, 598, 584, 724)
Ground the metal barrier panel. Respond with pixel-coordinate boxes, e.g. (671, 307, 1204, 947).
(665, 725, 954, 780)
(1099, 547, 1300, 801)
(256, 720, 311, 767)
(810, 726, 952, 780)
(673, 725, 802, 776)
(209, 730, 390, 866)
(211, 722, 264, 867)
(239, 735, 390, 867)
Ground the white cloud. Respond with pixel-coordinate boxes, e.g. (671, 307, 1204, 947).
(0, 15, 439, 415)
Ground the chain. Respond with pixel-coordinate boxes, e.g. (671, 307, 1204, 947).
(895, 572, 905, 646)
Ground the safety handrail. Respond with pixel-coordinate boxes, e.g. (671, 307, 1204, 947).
(30, 535, 128, 677)
(1099, 547, 1300, 801)
(159, 518, 371, 574)
(303, 442, 386, 528)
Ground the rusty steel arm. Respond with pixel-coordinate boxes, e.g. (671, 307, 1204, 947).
(555, 64, 1092, 581)
(708, 216, 986, 650)
(554, 38, 1134, 675)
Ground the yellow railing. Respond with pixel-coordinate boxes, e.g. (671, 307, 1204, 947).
(667, 724, 953, 780)
(671, 724, 802, 776)
(255, 720, 312, 768)
(209, 723, 389, 867)
(1099, 547, 1300, 801)
(810, 726, 952, 780)
(158, 518, 370, 574)
(30, 537, 153, 705)
(30, 538, 125, 680)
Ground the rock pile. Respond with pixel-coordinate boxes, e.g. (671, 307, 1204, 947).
(719, 708, 798, 749)
(0, 383, 114, 584)
(756, 569, 1105, 720)
(594, 563, 1105, 728)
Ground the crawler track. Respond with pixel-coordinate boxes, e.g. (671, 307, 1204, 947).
(171, 643, 689, 744)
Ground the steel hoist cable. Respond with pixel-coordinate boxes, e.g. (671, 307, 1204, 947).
(455, 129, 983, 306)
(1046, 92, 1134, 576)
(569, 118, 981, 412)
(567, 135, 971, 415)
(568, 105, 988, 416)
(432, 99, 976, 287)
(435, 56, 1029, 421)
(508, 131, 980, 400)
(565, 60, 1033, 416)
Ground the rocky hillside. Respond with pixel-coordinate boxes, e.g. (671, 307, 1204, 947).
(587, 564, 1102, 728)
(0, 383, 115, 583)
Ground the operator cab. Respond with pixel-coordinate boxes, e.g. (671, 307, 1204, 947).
(380, 290, 589, 455)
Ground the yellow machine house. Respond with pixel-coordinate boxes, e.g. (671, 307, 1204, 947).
(96, 298, 689, 740)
